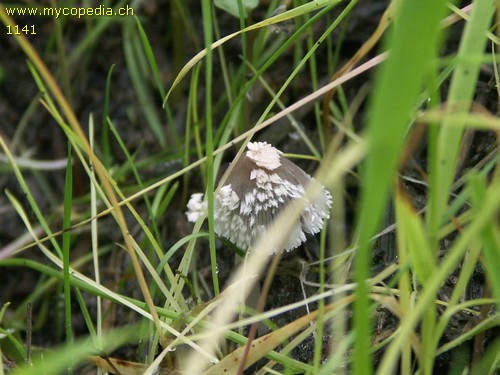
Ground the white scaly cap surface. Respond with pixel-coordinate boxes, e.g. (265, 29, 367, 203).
(212, 141, 332, 253)
(245, 141, 282, 170)
(185, 193, 207, 222)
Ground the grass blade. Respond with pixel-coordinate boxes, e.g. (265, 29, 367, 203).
(353, 1, 450, 373)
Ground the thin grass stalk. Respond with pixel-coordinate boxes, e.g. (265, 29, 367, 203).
(62, 141, 74, 375)
(49, 0, 72, 105)
(312, 225, 328, 372)
(248, 0, 271, 60)
(122, 23, 166, 147)
(394, 196, 413, 375)
(200, 0, 219, 296)
(189, 64, 206, 187)
(134, 16, 180, 151)
(244, 60, 318, 155)
(237, 0, 249, 72)
(212, 15, 233, 105)
(434, 241, 483, 345)
(10, 94, 40, 151)
(134, 17, 166, 99)
(0, 253, 196, 345)
(328, 181, 348, 375)
(89, 116, 103, 370)
(425, 63, 441, 250)
(398, 189, 437, 374)
(73, 288, 97, 341)
(102, 64, 115, 168)
(152, 182, 178, 221)
(468, 173, 500, 310)
(107, 118, 161, 244)
(396, 239, 412, 375)
(239, 0, 257, 135)
(66, 0, 129, 66)
(302, 1, 324, 152)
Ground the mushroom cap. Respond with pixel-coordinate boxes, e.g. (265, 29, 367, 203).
(214, 142, 332, 253)
(186, 193, 207, 223)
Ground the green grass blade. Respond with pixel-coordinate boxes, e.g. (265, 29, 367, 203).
(468, 173, 500, 311)
(134, 16, 181, 150)
(395, 190, 437, 374)
(395, 191, 435, 285)
(102, 63, 115, 168)
(123, 22, 166, 147)
(201, 0, 219, 296)
(428, 0, 495, 236)
(89, 115, 103, 354)
(62, 141, 74, 374)
(353, 1, 451, 373)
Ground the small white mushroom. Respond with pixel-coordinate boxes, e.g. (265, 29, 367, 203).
(212, 142, 332, 253)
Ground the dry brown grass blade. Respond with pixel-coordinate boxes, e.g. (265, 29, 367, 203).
(202, 296, 354, 375)
(89, 356, 185, 375)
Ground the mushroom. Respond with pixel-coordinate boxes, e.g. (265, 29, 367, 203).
(186, 142, 332, 253)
